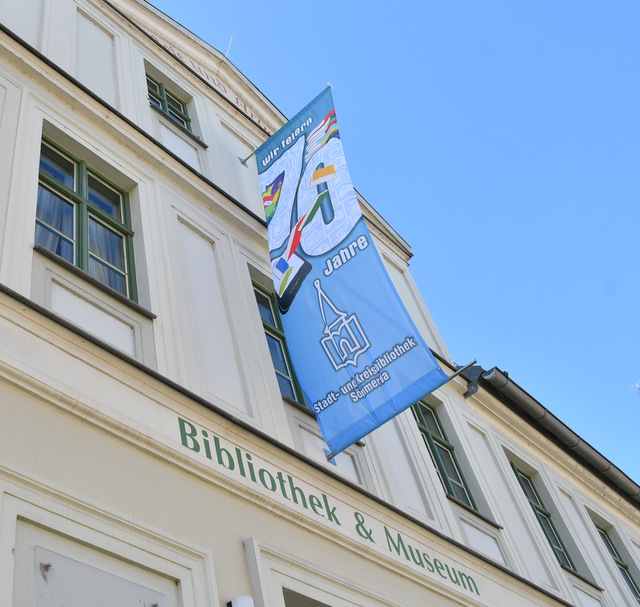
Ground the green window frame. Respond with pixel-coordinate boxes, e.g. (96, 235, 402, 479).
(253, 284, 303, 403)
(146, 74, 191, 131)
(412, 401, 476, 509)
(35, 139, 137, 300)
(596, 525, 640, 604)
(512, 465, 576, 571)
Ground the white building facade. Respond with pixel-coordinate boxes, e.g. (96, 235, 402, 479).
(0, 1, 639, 606)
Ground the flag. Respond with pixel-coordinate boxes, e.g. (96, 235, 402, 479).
(305, 109, 338, 163)
(262, 172, 284, 219)
(255, 87, 449, 457)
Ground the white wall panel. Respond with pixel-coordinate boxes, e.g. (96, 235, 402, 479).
(75, 12, 117, 107)
(0, 73, 23, 268)
(176, 219, 246, 410)
(50, 280, 136, 356)
(215, 120, 261, 214)
(0, 0, 44, 50)
(159, 123, 201, 171)
(460, 520, 506, 566)
(373, 417, 436, 521)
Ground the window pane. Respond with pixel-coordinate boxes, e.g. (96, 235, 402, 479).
(35, 186, 75, 263)
(166, 91, 185, 115)
(36, 186, 74, 237)
(419, 404, 443, 437)
(451, 479, 473, 505)
(539, 515, 572, 568)
(413, 402, 476, 509)
(89, 256, 127, 295)
(35, 223, 74, 262)
(40, 144, 75, 189)
(254, 285, 300, 401)
(88, 216, 127, 294)
(146, 77, 160, 95)
(168, 112, 188, 129)
(266, 334, 296, 398)
(597, 527, 640, 600)
(254, 290, 276, 325)
(620, 568, 640, 601)
(435, 443, 461, 482)
(266, 333, 290, 375)
(89, 217, 127, 295)
(517, 472, 540, 505)
(435, 443, 472, 506)
(598, 528, 621, 561)
(89, 217, 124, 270)
(88, 175, 121, 219)
(166, 92, 189, 128)
(276, 373, 296, 400)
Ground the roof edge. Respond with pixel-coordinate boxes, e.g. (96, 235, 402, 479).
(481, 367, 640, 505)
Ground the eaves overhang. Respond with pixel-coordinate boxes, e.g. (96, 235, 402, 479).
(479, 366, 640, 508)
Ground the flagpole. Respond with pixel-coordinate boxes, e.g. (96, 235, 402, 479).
(324, 359, 478, 462)
(239, 150, 255, 166)
(444, 359, 477, 383)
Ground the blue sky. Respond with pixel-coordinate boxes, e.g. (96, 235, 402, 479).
(148, 1, 640, 483)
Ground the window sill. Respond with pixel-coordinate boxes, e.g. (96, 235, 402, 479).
(150, 104, 208, 149)
(447, 494, 503, 530)
(283, 395, 313, 416)
(33, 245, 156, 320)
(561, 565, 603, 592)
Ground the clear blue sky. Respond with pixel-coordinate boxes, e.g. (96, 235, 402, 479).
(148, 1, 640, 483)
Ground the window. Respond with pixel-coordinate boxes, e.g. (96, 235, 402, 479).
(595, 524, 640, 604)
(246, 537, 400, 607)
(146, 74, 191, 131)
(35, 140, 137, 300)
(412, 401, 476, 509)
(283, 588, 331, 607)
(253, 284, 302, 403)
(512, 464, 575, 571)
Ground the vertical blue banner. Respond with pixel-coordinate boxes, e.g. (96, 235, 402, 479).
(255, 88, 448, 456)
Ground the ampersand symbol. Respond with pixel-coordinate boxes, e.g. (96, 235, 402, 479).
(354, 512, 374, 542)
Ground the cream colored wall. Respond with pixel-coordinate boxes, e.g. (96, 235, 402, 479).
(0, 363, 580, 607)
(0, 279, 632, 605)
(0, 1, 639, 607)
